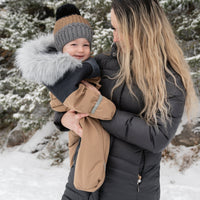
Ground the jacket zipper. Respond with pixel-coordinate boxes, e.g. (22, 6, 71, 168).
(137, 150, 145, 192)
(137, 174, 142, 192)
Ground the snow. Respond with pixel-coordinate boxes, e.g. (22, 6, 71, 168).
(0, 148, 200, 200)
(0, 120, 200, 200)
(0, 150, 70, 200)
(0, 121, 70, 200)
(186, 54, 200, 61)
(20, 121, 58, 153)
(161, 160, 200, 200)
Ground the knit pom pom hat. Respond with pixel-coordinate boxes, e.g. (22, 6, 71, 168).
(53, 3, 93, 52)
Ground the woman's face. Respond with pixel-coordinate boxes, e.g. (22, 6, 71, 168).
(111, 9, 120, 43)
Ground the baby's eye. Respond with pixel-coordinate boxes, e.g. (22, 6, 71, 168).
(71, 43, 77, 46)
(84, 44, 90, 47)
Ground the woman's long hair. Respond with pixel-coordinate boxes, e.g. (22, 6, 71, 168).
(111, 0, 197, 125)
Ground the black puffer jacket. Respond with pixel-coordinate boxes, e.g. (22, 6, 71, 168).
(94, 45, 185, 200)
(60, 45, 185, 200)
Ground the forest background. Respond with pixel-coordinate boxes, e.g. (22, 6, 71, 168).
(0, 0, 200, 169)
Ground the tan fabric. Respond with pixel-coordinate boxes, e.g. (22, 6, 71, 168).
(53, 14, 91, 35)
(49, 77, 116, 192)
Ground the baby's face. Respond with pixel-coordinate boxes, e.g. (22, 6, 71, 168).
(63, 38, 90, 61)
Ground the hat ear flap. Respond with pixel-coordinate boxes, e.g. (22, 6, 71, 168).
(56, 3, 81, 21)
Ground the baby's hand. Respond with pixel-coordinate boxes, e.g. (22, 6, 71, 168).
(61, 110, 88, 137)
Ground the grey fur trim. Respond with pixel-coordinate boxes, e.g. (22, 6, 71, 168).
(15, 34, 82, 86)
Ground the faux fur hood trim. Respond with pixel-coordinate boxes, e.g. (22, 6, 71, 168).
(15, 34, 82, 86)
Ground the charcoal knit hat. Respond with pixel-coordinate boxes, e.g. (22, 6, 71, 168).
(53, 3, 93, 52)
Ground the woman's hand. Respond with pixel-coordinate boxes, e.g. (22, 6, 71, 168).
(61, 110, 88, 137)
(81, 80, 100, 95)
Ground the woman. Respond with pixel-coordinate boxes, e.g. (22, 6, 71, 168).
(59, 0, 197, 199)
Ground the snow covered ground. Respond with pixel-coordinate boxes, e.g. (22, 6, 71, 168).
(0, 149, 69, 200)
(0, 122, 70, 200)
(161, 159, 200, 200)
(0, 143, 200, 200)
(1, 111, 200, 200)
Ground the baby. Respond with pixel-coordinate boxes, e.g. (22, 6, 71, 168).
(16, 3, 116, 193)
(48, 3, 116, 192)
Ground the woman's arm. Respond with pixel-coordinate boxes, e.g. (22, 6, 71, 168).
(100, 80, 186, 153)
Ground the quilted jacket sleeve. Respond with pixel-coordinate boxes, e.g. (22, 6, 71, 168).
(100, 74, 186, 153)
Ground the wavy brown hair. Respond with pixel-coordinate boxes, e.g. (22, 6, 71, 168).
(111, 0, 197, 125)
